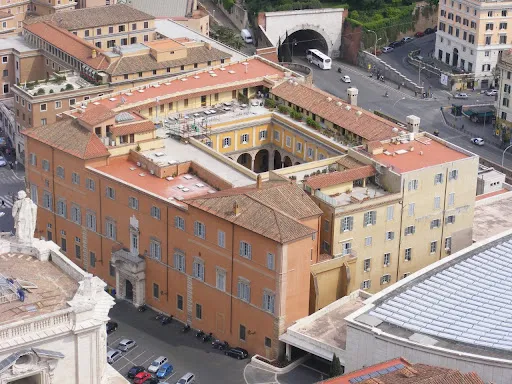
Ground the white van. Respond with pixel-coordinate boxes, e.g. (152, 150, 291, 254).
(240, 29, 252, 44)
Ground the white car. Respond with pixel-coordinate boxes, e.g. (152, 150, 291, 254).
(486, 89, 498, 96)
(0, 156, 6, 167)
(107, 349, 122, 364)
(401, 36, 414, 43)
(471, 137, 484, 146)
(454, 92, 468, 99)
(117, 339, 136, 352)
(382, 46, 394, 53)
(148, 356, 168, 373)
(341, 75, 351, 83)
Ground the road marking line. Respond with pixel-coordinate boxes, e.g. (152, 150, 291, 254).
(107, 337, 123, 347)
(10, 170, 24, 181)
(131, 350, 146, 361)
(140, 354, 156, 366)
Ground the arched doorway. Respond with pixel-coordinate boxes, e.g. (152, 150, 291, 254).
(125, 279, 133, 301)
(452, 48, 459, 67)
(273, 150, 282, 170)
(279, 29, 328, 61)
(254, 149, 269, 173)
(237, 153, 252, 170)
(283, 156, 292, 167)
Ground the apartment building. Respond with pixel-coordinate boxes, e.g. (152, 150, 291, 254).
(76, 0, 116, 8)
(495, 50, 512, 127)
(435, 0, 512, 88)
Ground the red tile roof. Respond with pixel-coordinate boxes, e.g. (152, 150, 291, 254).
(24, 117, 109, 160)
(76, 104, 116, 126)
(305, 165, 376, 190)
(110, 120, 155, 136)
(24, 22, 109, 70)
(271, 81, 402, 142)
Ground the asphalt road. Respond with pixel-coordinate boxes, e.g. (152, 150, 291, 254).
(108, 300, 248, 384)
(0, 164, 25, 232)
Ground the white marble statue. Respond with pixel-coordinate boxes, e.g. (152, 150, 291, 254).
(12, 190, 37, 244)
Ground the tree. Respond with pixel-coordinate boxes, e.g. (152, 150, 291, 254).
(329, 354, 343, 378)
(211, 26, 244, 50)
(282, 31, 292, 62)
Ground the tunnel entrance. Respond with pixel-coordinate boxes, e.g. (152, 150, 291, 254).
(279, 29, 328, 61)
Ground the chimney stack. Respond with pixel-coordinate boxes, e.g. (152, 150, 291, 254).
(91, 49, 97, 59)
(233, 201, 240, 216)
(406, 115, 420, 135)
(347, 87, 358, 106)
(256, 174, 262, 189)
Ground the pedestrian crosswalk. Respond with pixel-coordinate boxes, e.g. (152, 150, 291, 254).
(0, 175, 23, 184)
(0, 195, 14, 209)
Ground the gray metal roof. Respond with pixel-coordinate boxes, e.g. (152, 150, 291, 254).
(124, 0, 190, 18)
(370, 238, 512, 352)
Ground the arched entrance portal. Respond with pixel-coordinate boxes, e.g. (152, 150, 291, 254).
(254, 149, 269, 173)
(283, 156, 292, 168)
(279, 29, 328, 61)
(452, 48, 459, 68)
(273, 150, 282, 170)
(237, 153, 252, 170)
(125, 280, 133, 301)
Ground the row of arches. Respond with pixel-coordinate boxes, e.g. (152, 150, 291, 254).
(236, 149, 299, 173)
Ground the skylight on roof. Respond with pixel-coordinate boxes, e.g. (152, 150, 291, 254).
(115, 112, 135, 123)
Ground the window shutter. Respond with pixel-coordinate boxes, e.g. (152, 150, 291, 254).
(360, 282, 364, 289)
(363, 212, 369, 226)
(348, 217, 353, 230)
(239, 242, 244, 256)
(371, 211, 376, 225)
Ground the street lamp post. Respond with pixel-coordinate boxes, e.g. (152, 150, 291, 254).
(393, 97, 406, 108)
(502, 143, 512, 166)
(418, 65, 426, 85)
(368, 30, 378, 56)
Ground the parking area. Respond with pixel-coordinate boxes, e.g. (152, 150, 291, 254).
(107, 300, 248, 383)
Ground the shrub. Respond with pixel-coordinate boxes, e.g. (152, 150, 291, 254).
(290, 110, 303, 121)
(277, 105, 291, 115)
(49, 89, 54, 94)
(264, 98, 276, 109)
(65, 83, 74, 91)
(36, 88, 45, 95)
(306, 116, 321, 130)
(136, 144, 141, 152)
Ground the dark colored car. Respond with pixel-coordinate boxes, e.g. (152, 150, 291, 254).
(388, 41, 404, 48)
(424, 27, 435, 34)
(415, 31, 425, 38)
(106, 321, 118, 334)
(225, 347, 249, 360)
(127, 366, 145, 379)
(148, 378, 159, 384)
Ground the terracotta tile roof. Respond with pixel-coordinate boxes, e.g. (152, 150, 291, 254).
(76, 104, 116, 126)
(305, 165, 376, 190)
(24, 117, 109, 160)
(336, 156, 364, 170)
(186, 181, 322, 243)
(106, 46, 231, 76)
(271, 81, 402, 142)
(110, 120, 155, 136)
(24, 22, 109, 70)
(24, 4, 154, 30)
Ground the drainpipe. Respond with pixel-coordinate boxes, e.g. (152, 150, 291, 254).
(439, 167, 450, 260)
(229, 222, 235, 335)
(166, 206, 169, 302)
(395, 180, 405, 281)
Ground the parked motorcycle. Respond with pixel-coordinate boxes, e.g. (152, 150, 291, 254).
(202, 332, 213, 343)
(212, 340, 229, 350)
(182, 324, 191, 333)
(196, 330, 205, 339)
(138, 304, 147, 312)
(337, 67, 342, 73)
(155, 313, 164, 321)
(161, 315, 173, 325)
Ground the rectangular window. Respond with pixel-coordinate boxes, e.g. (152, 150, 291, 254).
(405, 226, 415, 236)
(57, 199, 67, 218)
(177, 294, 183, 310)
(380, 274, 391, 285)
(363, 210, 377, 227)
(43, 191, 52, 211)
(365, 236, 372, 247)
(286, 136, 291, 147)
(500, 36, 507, 44)
(153, 283, 159, 299)
(106, 186, 115, 199)
(341, 216, 353, 232)
(174, 250, 185, 272)
(194, 221, 206, 239)
(386, 231, 395, 241)
(267, 252, 275, 270)
(434, 173, 444, 185)
(296, 142, 302, 152)
(361, 280, 371, 290)
(90, 251, 96, 267)
(408, 203, 415, 216)
(222, 137, 231, 147)
(446, 215, 456, 224)
(448, 192, 455, 207)
(342, 241, 351, 256)
(363, 258, 371, 272)
(42, 159, 50, 171)
(430, 219, 441, 229)
(30, 185, 38, 204)
(105, 220, 116, 240)
(240, 324, 246, 341)
(151, 206, 161, 220)
(434, 196, 441, 209)
(175, 216, 185, 230)
(110, 263, 115, 277)
(274, 130, 280, 141)
(386, 206, 394, 221)
(86, 178, 95, 191)
(265, 337, 272, 348)
(263, 291, 275, 313)
(430, 241, 437, 253)
(323, 241, 331, 253)
(259, 130, 267, 140)
(150, 239, 161, 261)
(86, 211, 96, 231)
(61, 237, 67, 252)
(405, 248, 412, 261)
(449, 169, 458, 180)
(29, 153, 37, 166)
(307, 147, 314, 158)
(56, 166, 65, 179)
(71, 204, 81, 224)
(237, 279, 250, 302)
(239, 241, 252, 259)
(408, 179, 419, 190)
(71, 172, 80, 185)
(196, 303, 202, 319)
(217, 230, 225, 248)
(383, 253, 390, 266)
(216, 268, 226, 291)
(128, 196, 139, 210)
(193, 259, 205, 281)
(240, 133, 249, 144)
(445, 237, 452, 250)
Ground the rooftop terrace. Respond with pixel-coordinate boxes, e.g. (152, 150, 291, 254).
(19, 73, 94, 97)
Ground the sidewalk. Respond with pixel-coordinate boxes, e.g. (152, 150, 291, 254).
(199, 0, 238, 30)
(441, 108, 502, 147)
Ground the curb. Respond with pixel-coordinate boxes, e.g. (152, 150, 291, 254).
(250, 353, 310, 374)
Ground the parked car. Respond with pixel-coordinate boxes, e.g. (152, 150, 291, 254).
(486, 89, 498, 96)
(341, 75, 351, 83)
(127, 366, 145, 379)
(471, 137, 485, 146)
(106, 321, 118, 334)
(148, 356, 168, 373)
(401, 36, 414, 43)
(454, 92, 469, 99)
(148, 378, 159, 384)
(156, 363, 174, 379)
(382, 46, 394, 53)
(107, 350, 122, 364)
(133, 372, 152, 384)
(117, 339, 136, 352)
(414, 31, 425, 38)
(212, 339, 229, 350)
(224, 347, 249, 360)
(175, 372, 196, 384)
(0, 156, 6, 167)
(424, 27, 435, 34)
(389, 41, 403, 48)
